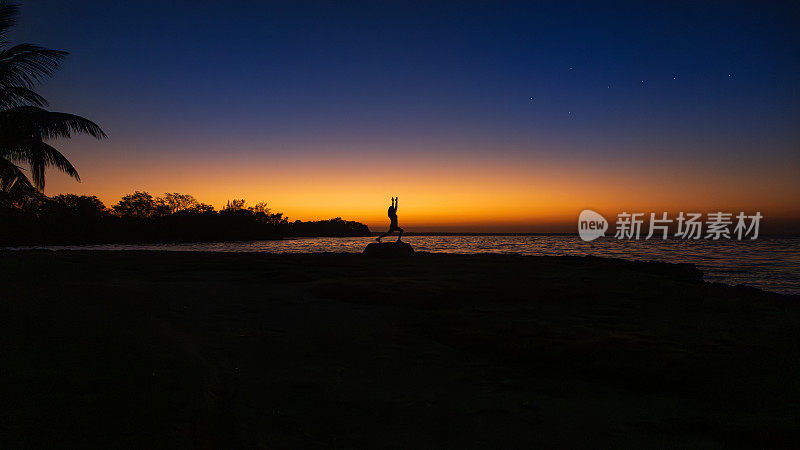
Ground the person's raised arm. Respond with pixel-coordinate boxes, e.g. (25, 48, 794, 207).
(395, 197, 398, 211)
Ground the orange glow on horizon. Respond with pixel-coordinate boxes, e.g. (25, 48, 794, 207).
(41, 139, 800, 233)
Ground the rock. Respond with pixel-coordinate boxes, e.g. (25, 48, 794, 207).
(363, 241, 415, 257)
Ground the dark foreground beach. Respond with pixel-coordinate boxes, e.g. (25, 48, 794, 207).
(2, 251, 799, 448)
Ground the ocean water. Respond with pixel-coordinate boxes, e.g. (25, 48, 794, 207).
(8, 235, 799, 295)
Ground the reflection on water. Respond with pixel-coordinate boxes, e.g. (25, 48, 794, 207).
(9, 235, 800, 295)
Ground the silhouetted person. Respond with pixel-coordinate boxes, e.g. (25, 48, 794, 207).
(377, 196, 403, 242)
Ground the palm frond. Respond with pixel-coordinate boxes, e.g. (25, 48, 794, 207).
(0, 3, 96, 195)
(0, 106, 107, 141)
(0, 2, 20, 46)
(0, 44, 67, 89)
(0, 85, 47, 108)
(7, 140, 79, 189)
(0, 155, 32, 192)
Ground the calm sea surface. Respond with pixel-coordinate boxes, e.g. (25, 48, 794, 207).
(9, 235, 800, 295)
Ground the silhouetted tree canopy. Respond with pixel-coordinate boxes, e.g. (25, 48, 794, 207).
(223, 199, 246, 212)
(112, 191, 157, 218)
(0, 190, 370, 245)
(249, 202, 270, 214)
(156, 192, 200, 214)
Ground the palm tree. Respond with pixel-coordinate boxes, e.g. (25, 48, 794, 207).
(0, 1, 105, 196)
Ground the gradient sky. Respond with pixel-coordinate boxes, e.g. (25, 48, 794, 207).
(11, 0, 800, 231)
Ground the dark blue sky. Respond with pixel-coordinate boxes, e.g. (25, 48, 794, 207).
(10, 0, 800, 229)
(16, 0, 799, 150)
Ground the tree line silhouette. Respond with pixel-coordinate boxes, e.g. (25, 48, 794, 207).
(0, 191, 370, 245)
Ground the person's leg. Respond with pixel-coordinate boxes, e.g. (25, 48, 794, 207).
(395, 226, 403, 242)
(376, 228, 393, 242)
